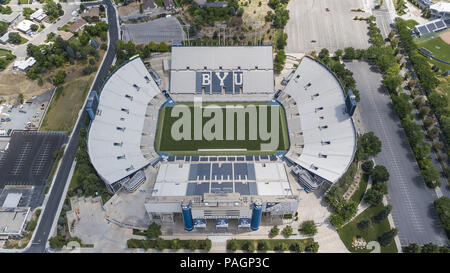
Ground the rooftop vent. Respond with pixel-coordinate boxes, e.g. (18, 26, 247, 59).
(144, 76, 150, 83)
(116, 126, 126, 132)
(125, 94, 133, 101)
(121, 108, 129, 114)
(319, 125, 328, 130)
(117, 155, 126, 160)
(113, 142, 123, 147)
(315, 107, 324, 112)
(126, 165, 134, 172)
(319, 154, 328, 158)
(321, 140, 331, 145)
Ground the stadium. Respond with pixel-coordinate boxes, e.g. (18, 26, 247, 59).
(86, 45, 357, 231)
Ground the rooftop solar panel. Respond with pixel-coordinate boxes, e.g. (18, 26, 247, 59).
(212, 163, 233, 180)
(234, 182, 250, 195)
(219, 157, 226, 161)
(195, 182, 210, 195)
(167, 156, 175, 162)
(175, 156, 184, 161)
(236, 156, 245, 161)
(260, 155, 269, 160)
(435, 20, 445, 28)
(234, 163, 248, 180)
(209, 157, 217, 161)
(418, 26, 429, 35)
(245, 155, 254, 161)
(227, 156, 235, 161)
(427, 23, 436, 31)
(247, 163, 256, 180)
(191, 156, 199, 162)
(211, 182, 233, 194)
(249, 182, 258, 195)
(200, 157, 208, 161)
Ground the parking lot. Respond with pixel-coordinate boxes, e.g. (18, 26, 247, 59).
(0, 89, 53, 133)
(121, 17, 186, 44)
(285, 0, 371, 53)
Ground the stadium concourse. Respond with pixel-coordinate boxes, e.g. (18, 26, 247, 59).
(86, 46, 357, 232)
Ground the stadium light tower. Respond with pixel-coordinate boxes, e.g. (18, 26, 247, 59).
(217, 24, 227, 46)
(253, 23, 263, 46)
(181, 24, 190, 46)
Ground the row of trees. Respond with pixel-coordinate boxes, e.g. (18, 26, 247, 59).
(434, 196, 450, 240)
(314, 48, 361, 101)
(114, 40, 170, 69)
(403, 242, 449, 253)
(227, 239, 319, 253)
(127, 238, 212, 251)
(395, 18, 449, 177)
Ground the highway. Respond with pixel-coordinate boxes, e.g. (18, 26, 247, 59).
(26, 0, 119, 253)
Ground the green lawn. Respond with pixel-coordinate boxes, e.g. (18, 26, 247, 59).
(0, 48, 11, 57)
(40, 75, 93, 133)
(155, 102, 289, 155)
(338, 204, 398, 253)
(404, 19, 419, 29)
(349, 173, 369, 205)
(415, 32, 450, 71)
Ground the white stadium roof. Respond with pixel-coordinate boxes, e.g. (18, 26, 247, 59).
(88, 57, 161, 185)
(170, 46, 273, 70)
(283, 56, 357, 183)
(169, 46, 274, 94)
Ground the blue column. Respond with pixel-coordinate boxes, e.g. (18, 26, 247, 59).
(251, 201, 263, 231)
(181, 203, 194, 231)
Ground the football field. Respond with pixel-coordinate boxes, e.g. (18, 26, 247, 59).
(155, 102, 289, 155)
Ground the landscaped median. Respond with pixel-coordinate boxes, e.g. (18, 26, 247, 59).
(226, 238, 319, 253)
(127, 238, 212, 252)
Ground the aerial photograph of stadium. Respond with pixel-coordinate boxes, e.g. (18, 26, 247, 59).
(0, 0, 448, 267)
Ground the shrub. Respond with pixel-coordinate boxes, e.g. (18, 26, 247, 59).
(300, 220, 317, 235)
(357, 219, 371, 230)
(282, 225, 293, 237)
(374, 205, 392, 223)
(371, 165, 390, 183)
(289, 242, 304, 252)
(227, 239, 238, 251)
(269, 225, 280, 238)
(305, 242, 319, 252)
(257, 241, 268, 251)
(146, 222, 161, 239)
(362, 160, 374, 173)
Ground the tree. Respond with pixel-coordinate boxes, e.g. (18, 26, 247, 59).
(146, 222, 161, 239)
(330, 214, 344, 228)
(8, 32, 22, 44)
(392, 93, 413, 119)
(364, 187, 384, 206)
(421, 242, 440, 253)
(378, 228, 397, 246)
(17, 93, 24, 104)
(374, 205, 392, 223)
(0, 21, 7, 36)
(242, 240, 255, 252)
(274, 242, 287, 251)
(421, 166, 440, 188)
(359, 132, 382, 158)
(275, 30, 288, 50)
(357, 219, 371, 230)
(300, 220, 317, 235)
(282, 225, 293, 237)
(257, 241, 268, 251)
(49, 236, 66, 249)
(343, 47, 356, 60)
(305, 242, 319, 252)
(290, 242, 304, 252)
(269, 225, 280, 238)
(403, 243, 421, 253)
(371, 165, 390, 183)
(227, 239, 238, 251)
(53, 70, 66, 86)
(362, 160, 374, 173)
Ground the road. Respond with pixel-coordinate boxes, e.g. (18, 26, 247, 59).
(26, 0, 119, 253)
(346, 61, 448, 246)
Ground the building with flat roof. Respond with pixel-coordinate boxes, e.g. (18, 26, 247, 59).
(30, 9, 47, 22)
(0, 12, 20, 25)
(13, 57, 36, 71)
(16, 19, 34, 33)
(0, 193, 30, 239)
(170, 46, 274, 95)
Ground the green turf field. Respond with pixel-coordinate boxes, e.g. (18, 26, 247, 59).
(415, 31, 450, 70)
(155, 102, 290, 155)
